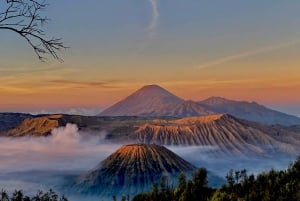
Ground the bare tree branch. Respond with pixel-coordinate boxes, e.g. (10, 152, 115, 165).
(0, 0, 67, 61)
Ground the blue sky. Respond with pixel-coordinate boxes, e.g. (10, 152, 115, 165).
(1, 0, 300, 116)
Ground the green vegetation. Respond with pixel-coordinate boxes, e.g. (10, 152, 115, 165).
(1, 157, 299, 201)
(0, 189, 68, 201)
(132, 157, 300, 201)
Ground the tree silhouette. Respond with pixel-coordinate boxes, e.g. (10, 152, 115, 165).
(0, 189, 9, 201)
(174, 173, 186, 200)
(132, 157, 300, 201)
(191, 168, 209, 201)
(0, 0, 66, 61)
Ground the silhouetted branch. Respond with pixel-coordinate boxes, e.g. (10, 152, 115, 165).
(0, 0, 67, 61)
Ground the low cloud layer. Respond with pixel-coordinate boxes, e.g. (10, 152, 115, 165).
(0, 123, 295, 174)
(169, 146, 295, 177)
(0, 124, 119, 172)
(0, 123, 297, 200)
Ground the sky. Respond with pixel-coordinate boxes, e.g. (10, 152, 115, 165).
(1, 0, 300, 116)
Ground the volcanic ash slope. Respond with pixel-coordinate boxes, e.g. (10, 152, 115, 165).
(75, 144, 196, 197)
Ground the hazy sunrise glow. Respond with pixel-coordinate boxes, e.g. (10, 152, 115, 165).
(1, 0, 300, 116)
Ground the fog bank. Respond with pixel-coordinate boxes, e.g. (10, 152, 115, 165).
(0, 123, 297, 200)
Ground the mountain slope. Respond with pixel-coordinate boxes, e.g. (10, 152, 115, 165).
(100, 85, 184, 116)
(5, 115, 61, 136)
(75, 144, 197, 197)
(0, 113, 33, 132)
(2, 114, 149, 138)
(166, 100, 213, 117)
(199, 97, 300, 125)
(3, 113, 300, 157)
(135, 114, 300, 156)
(99, 85, 214, 117)
(99, 85, 300, 125)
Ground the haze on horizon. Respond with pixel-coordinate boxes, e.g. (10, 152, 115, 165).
(1, 0, 300, 116)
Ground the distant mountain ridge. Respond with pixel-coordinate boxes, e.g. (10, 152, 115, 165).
(198, 97, 300, 125)
(0, 113, 33, 131)
(99, 85, 300, 126)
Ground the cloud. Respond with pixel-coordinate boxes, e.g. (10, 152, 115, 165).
(47, 79, 120, 89)
(0, 62, 62, 76)
(28, 107, 103, 116)
(0, 124, 120, 172)
(0, 124, 297, 199)
(0, 124, 120, 198)
(196, 40, 300, 69)
(148, 0, 159, 38)
(168, 146, 295, 177)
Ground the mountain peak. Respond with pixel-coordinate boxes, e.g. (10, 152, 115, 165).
(133, 84, 181, 98)
(99, 85, 183, 116)
(99, 85, 300, 125)
(139, 84, 164, 90)
(75, 144, 196, 196)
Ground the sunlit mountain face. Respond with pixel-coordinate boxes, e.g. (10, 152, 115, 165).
(73, 144, 200, 198)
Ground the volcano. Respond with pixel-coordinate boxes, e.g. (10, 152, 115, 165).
(99, 85, 300, 125)
(99, 85, 183, 116)
(75, 144, 196, 197)
(135, 114, 300, 156)
(99, 85, 212, 117)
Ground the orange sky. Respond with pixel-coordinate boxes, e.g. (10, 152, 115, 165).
(1, 1, 300, 115)
(1, 52, 300, 111)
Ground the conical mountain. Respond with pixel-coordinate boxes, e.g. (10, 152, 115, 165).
(99, 85, 300, 125)
(99, 85, 212, 117)
(100, 85, 183, 116)
(75, 144, 196, 197)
